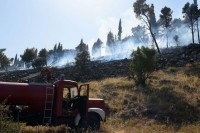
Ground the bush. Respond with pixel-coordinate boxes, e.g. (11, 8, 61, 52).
(0, 100, 23, 132)
(129, 46, 158, 86)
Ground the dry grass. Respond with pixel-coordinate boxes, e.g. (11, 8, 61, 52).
(21, 125, 71, 133)
(101, 120, 200, 133)
(87, 64, 200, 133)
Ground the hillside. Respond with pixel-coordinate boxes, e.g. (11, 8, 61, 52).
(0, 44, 200, 83)
(0, 44, 200, 133)
(1, 64, 200, 133)
(88, 64, 200, 132)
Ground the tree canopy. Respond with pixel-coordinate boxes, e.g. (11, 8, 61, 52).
(0, 49, 10, 70)
(21, 48, 37, 67)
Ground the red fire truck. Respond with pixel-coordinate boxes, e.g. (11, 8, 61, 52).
(0, 69, 105, 130)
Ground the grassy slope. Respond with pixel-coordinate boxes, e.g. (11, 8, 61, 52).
(1, 63, 200, 133)
(88, 63, 200, 133)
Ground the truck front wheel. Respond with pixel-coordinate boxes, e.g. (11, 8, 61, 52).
(79, 113, 100, 131)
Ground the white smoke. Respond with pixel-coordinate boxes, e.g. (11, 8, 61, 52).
(46, 20, 197, 66)
(156, 23, 192, 49)
(6, 17, 199, 70)
(47, 50, 76, 67)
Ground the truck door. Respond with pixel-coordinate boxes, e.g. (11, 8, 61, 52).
(62, 85, 78, 115)
(78, 84, 89, 116)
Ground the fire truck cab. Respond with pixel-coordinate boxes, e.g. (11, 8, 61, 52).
(53, 80, 106, 129)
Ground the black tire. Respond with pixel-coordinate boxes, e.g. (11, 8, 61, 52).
(79, 113, 100, 131)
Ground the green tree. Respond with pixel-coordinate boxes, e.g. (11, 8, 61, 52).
(106, 31, 115, 53)
(92, 38, 103, 57)
(196, 9, 200, 44)
(183, 2, 198, 44)
(53, 44, 57, 53)
(160, 6, 173, 48)
(118, 19, 122, 40)
(57, 42, 63, 59)
(36, 48, 48, 67)
(32, 57, 46, 69)
(76, 39, 89, 53)
(133, 0, 161, 54)
(0, 49, 10, 70)
(130, 46, 158, 86)
(149, 4, 157, 29)
(38, 48, 48, 58)
(35, 48, 38, 56)
(57, 42, 63, 53)
(193, 1, 200, 44)
(21, 48, 37, 68)
(14, 54, 18, 65)
(75, 50, 90, 75)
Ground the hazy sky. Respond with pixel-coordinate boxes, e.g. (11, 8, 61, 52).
(0, 0, 196, 58)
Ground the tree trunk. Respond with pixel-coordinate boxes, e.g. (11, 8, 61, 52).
(191, 21, 195, 44)
(166, 29, 169, 48)
(197, 19, 200, 44)
(144, 14, 161, 54)
(149, 28, 161, 54)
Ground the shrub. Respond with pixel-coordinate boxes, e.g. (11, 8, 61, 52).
(129, 46, 158, 86)
(0, 100, 23, 132)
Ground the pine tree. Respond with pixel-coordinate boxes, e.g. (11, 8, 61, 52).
(92, 38, 103, 56)
(133, 0, 161, 54)
(0, 49, 10, 70)
(53, 44, 57, 53)
(14, 54, 18, 65)
(149, 4, 157, 28)
(106, 31, 115, 53)
(183, 2, 198, 43)
(75, 39, 88, 53)
(160, 6, 173, 48)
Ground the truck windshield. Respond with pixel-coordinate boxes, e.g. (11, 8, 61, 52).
(63, 86, 78, 99)
(70, 87, 78, 98)
(62, 86, 78, 115)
